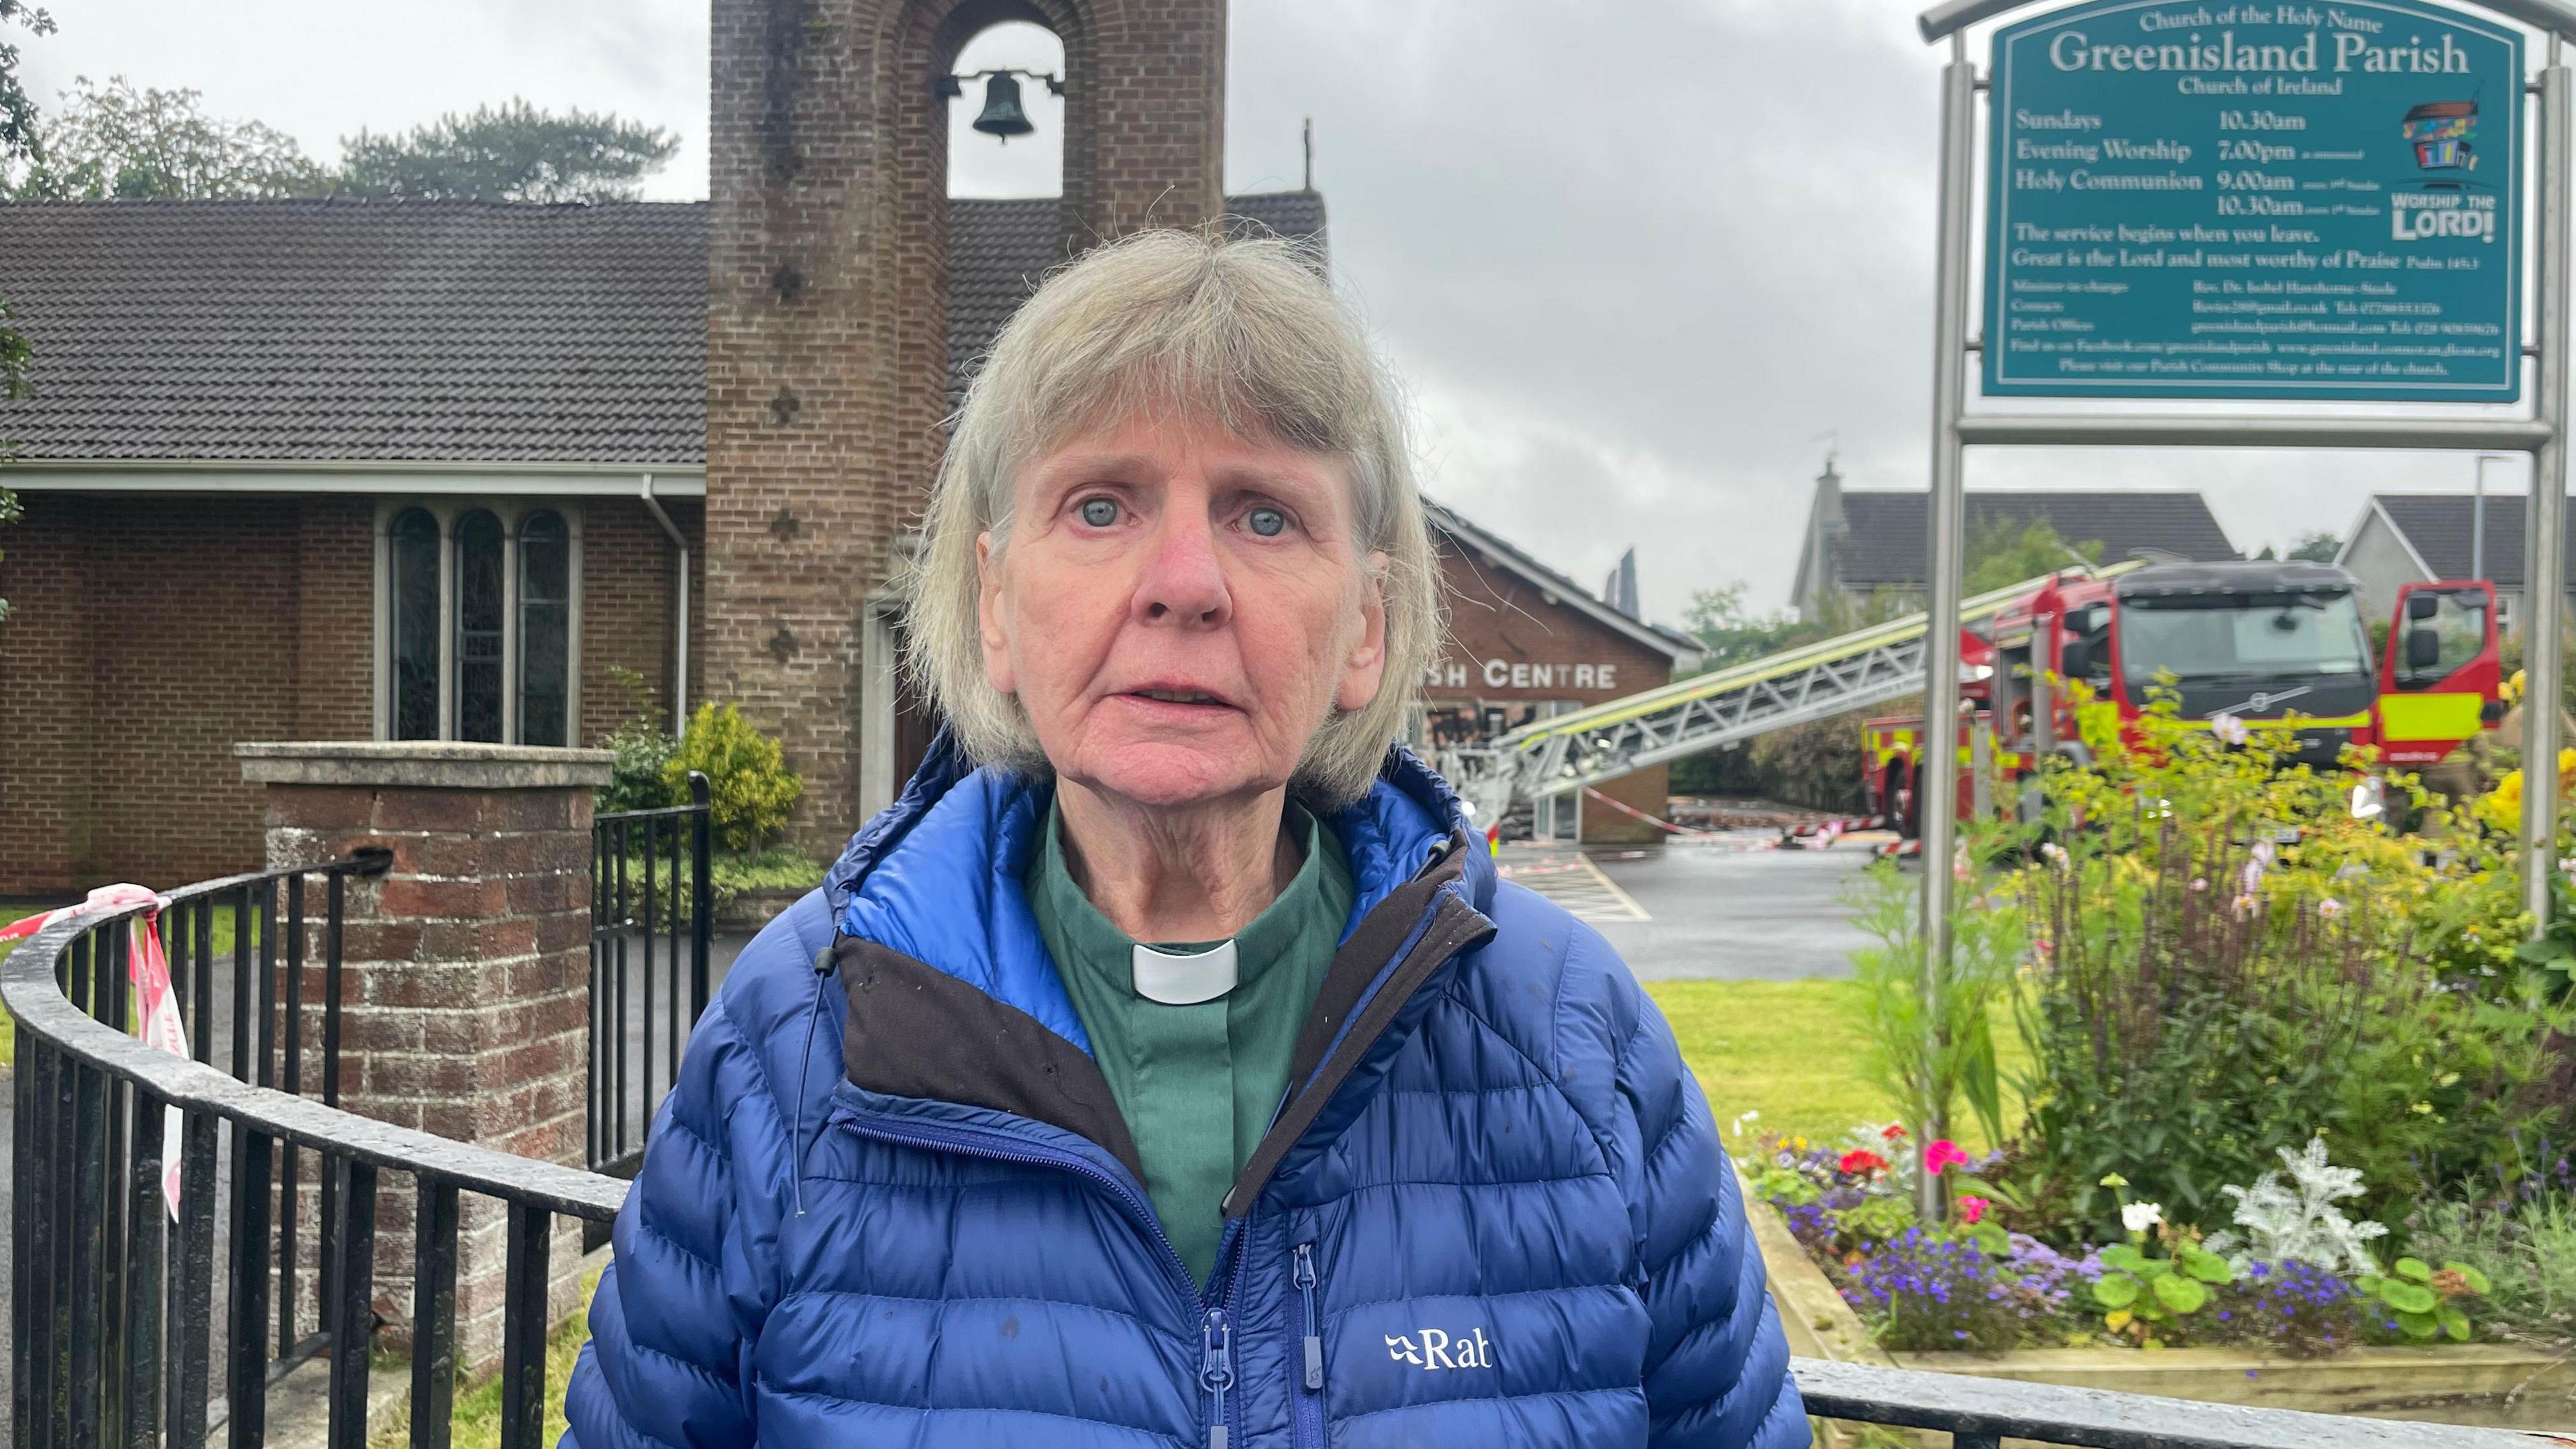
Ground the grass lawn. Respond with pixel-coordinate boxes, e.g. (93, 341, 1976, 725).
(1645, 977, 2029, 1155)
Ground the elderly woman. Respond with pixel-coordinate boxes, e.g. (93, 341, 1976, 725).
(564, 231, 1805, 1449)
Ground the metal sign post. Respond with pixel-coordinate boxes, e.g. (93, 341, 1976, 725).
(1919, 34, 1979, 1218)
(1915, 0, 2576, 1199)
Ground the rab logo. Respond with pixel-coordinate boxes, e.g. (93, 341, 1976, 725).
(1385, 1328, 1494, 1371)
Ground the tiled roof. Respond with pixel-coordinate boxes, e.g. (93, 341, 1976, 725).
(0, 200, 710, 464)
(1834, 490, 2239, 588)
(0, 190, 1328, 464)
(2367, 493, 2575, 586)
(946, 190, 1328, 409)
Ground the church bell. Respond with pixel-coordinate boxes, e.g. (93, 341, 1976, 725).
(972, 72, 1035, 141)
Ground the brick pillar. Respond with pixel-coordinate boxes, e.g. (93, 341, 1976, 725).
(237, 741, 614, 1370)
(704, 0, 1227, 855)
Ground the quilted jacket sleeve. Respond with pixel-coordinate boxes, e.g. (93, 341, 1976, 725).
(1619, 993, 1809, 1449)
(562, 994, 786, 1449)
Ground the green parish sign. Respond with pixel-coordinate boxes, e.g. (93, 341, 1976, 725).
(1986, 0, 2525, 401)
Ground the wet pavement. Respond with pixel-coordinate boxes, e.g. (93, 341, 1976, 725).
(1499, 833, 1885, 981)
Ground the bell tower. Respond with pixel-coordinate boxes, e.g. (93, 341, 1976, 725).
(704, 0, 1228, 851)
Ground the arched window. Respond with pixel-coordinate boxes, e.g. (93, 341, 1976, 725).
(453, 510, 506, 743)
(388, 509, 441, 741)
(519, 511, 572, 747)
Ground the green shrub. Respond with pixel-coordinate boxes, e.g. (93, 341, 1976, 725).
(665, 702, 803, 854)
(2004, 688, 2575, 1244)
(594, 664, 681, 816)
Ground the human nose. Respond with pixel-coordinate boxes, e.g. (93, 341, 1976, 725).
(1134, 508, 1231, 627)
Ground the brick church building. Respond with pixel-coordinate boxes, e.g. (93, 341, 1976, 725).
(0, 0, 1688, 893)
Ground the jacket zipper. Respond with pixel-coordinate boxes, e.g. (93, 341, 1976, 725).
(1290, 1242, 1325, 1449)
(1200, 1307, 1234, 1449)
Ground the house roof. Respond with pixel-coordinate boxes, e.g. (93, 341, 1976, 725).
(1425, 496, 1704, 665)
(0, 191, 1327, 465)
(2355, 492, 2576, 587)
(1832, 490, 2239, 588)
(0, 200, 710, 464)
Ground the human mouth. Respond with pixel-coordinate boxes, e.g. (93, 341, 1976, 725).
(1134, 688, 1226, 706)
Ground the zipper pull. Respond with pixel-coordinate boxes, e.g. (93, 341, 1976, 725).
(1291, 1242, 1323, 1391)
(791, 943, 842, 1218)
(1200, 1307, 1233, 1449)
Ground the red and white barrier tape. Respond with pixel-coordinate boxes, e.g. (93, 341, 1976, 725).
(5, 884, 186, 1218)
(1577, 786, 1727, 839)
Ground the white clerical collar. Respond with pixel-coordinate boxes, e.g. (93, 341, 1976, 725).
(1131, 939, 1239, 1005)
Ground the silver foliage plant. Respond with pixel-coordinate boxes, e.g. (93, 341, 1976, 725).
(2204, 1135, 2390, 1277)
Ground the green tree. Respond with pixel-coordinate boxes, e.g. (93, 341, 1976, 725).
(1964, 515, 2104, 595)
(1683, 581, 1818, 672)
(2288, 530, 2342, 563)
(11, 74, 327, 198)
(337, 99, 677, 203)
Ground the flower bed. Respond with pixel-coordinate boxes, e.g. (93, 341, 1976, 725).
(1746, 1124, 2498, 1356)
(1737, 1152, 2576, 1436)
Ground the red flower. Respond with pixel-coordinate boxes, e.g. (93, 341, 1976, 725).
(1880, 1124, 1909, 1141)
(1838, 1149, 1889, 1176)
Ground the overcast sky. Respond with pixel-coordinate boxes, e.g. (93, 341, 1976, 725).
(19, 0, 2540, 629)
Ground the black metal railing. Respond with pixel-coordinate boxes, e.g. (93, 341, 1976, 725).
(1792, 1357, 2539, 1447)
(7, 860, 627, 1449)
(588, 771, 712, 1178)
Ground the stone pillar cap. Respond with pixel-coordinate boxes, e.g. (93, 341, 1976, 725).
(237, 741, 617, 790)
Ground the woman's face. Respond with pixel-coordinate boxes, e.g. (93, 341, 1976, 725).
(977, 411, 1388, 812)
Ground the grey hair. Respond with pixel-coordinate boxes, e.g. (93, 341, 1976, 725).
(904, 226, 1440, 807)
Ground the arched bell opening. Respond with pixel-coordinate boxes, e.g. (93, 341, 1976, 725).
(946, 20, 1066, 199)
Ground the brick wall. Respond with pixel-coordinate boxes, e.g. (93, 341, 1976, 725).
(580, 497, 703, 744)
(297, 496, 374, 739)
(704, 0, 1226, 854)
(0, 494, 91, 893)
(0, 494, 329, 892)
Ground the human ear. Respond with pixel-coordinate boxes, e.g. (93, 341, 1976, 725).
(977, 532, 1017, 695)
(1334, 551, 1390, 712)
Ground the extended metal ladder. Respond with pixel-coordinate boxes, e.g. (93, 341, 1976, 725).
(1441, 562, 2143, 825)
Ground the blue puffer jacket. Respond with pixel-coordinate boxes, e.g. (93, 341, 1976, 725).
(563, 739, 1807, 1448)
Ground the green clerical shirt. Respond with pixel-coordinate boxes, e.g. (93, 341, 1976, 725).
(1024, 794, 1356, 1288)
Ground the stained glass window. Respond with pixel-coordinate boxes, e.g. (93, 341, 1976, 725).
(454, 511, 506, 743)
(519, 511, 571, 747)
(390, 510, 441, 741)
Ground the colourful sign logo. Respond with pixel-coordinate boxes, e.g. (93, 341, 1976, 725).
(2404, 99, 2479, 172)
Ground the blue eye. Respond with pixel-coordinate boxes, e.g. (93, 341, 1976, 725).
(1246, 506, 1288, 537)
(1078, 498, 1119, 527)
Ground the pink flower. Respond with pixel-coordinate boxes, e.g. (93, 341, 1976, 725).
(2318, 898, 2344, 919)
(1957, 1195, 1990, 1226)
(1924, 1139, 1972, 1175)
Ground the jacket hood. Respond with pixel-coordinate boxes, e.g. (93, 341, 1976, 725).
(825, 733, 1489, 1055)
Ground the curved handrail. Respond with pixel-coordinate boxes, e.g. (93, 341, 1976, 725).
(1919, 0, 2576, 44)
(2, 869, 627, 1222)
